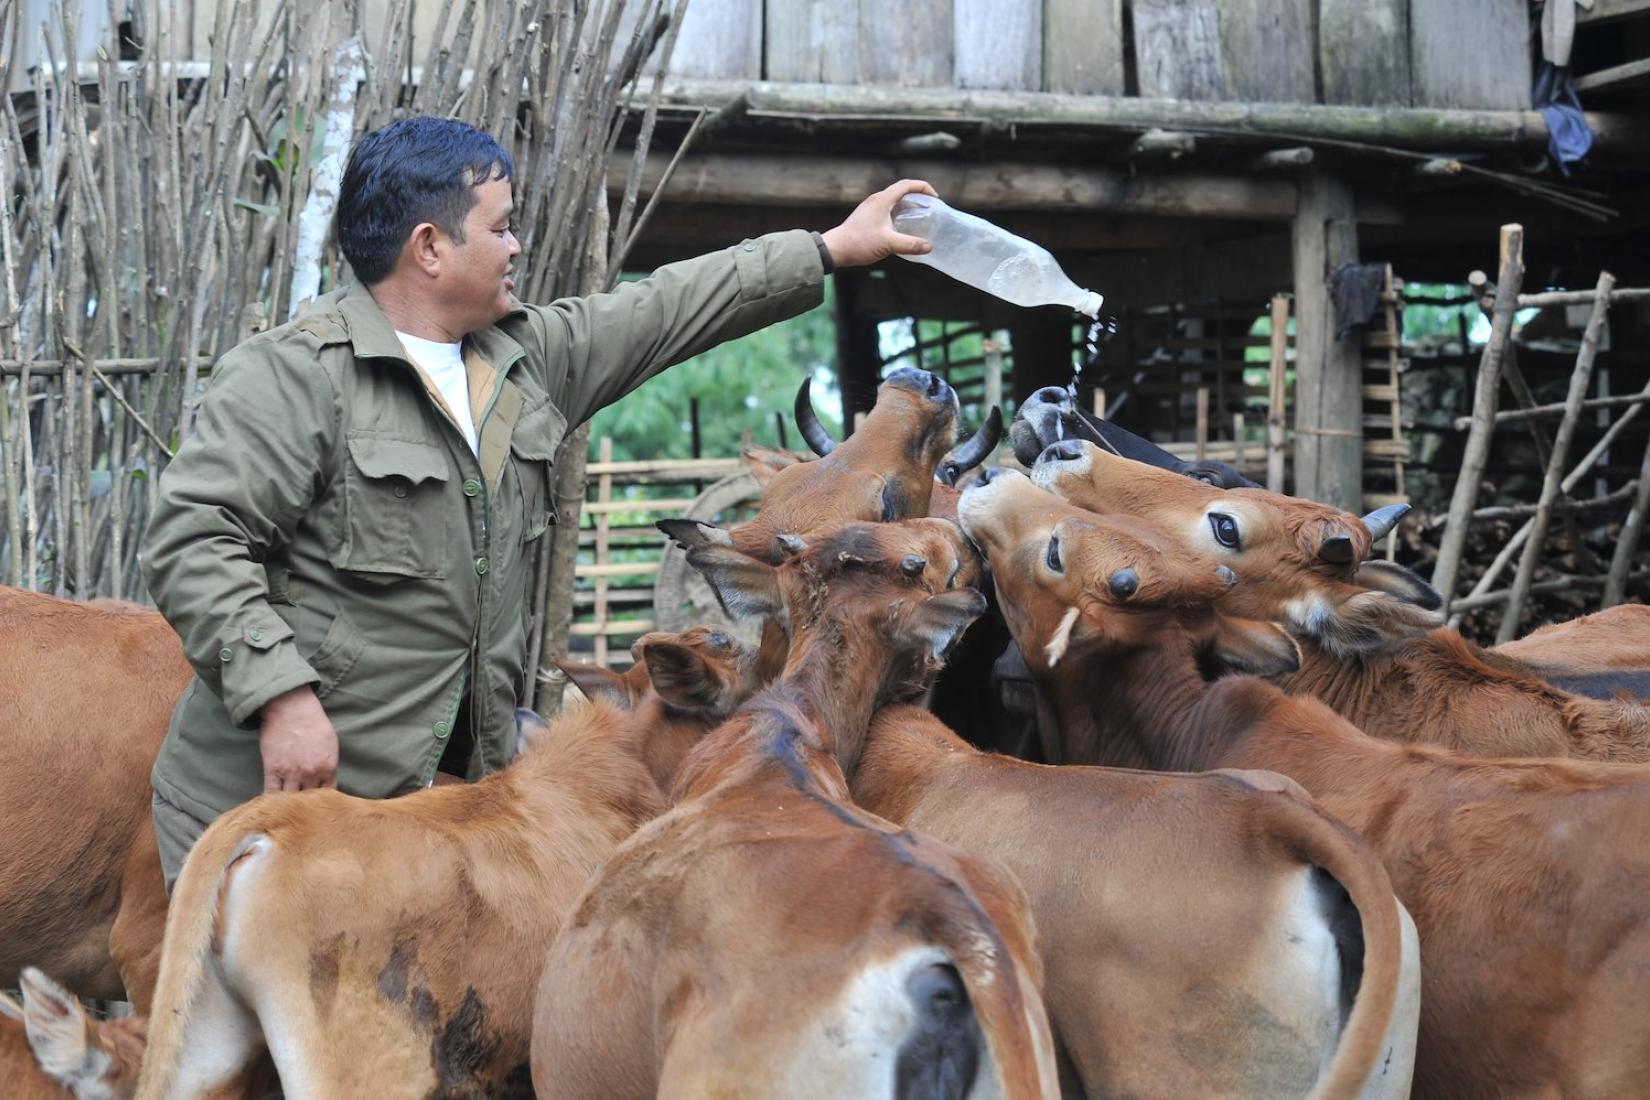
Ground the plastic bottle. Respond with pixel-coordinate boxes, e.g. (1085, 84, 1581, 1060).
(891, 193, 1103, 318)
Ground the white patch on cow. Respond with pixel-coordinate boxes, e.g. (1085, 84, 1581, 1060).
(1286, 594, 1333, 638)
(1044, 607, 1080, 669)
(774, 946, 956, 1099)
(1363, 899, 1422, 1100)
(164, 835, 271, 1099)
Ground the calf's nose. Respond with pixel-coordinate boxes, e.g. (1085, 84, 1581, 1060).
(1038, 440, 1083, 464)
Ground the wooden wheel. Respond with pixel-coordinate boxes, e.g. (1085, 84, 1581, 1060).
(653, 471, 766, 647)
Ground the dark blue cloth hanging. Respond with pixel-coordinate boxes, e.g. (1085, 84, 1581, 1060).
(1532, 61, 1594, 175)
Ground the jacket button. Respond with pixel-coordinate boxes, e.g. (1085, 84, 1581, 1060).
(393, 484, 409, 499)
(249, 628, 264, 643)
(741, 241, 757, 252)
(463, 478, 481, 497)
(475, 557, 489, 575)
(219, 647, 234, 663)
(433, 720, 451, 738)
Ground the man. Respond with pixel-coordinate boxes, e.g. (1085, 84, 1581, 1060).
(142, 116, 934, 890)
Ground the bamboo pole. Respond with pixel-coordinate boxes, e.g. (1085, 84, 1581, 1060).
(1496, 271, 1614, 642)
(1266, 294, 1289, 492)
(1194, 386, 1209, 461)
(1604, 434, 1650, 608)
(1433, 224, 1524, 611)
(1453, 390, 1650, 429)
(1450, 376, 1650, 626)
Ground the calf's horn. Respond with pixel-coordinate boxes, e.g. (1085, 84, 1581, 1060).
(938, 406, 1004, 487)
(1318, 534, 1356, 564)
(794, 378, 836, 456)
(1361, 503, 1410, 542)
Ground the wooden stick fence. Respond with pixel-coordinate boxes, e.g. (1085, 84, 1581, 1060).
(568, 447, 746, 663)
(1, 0, 697, 708)
(1429, 225, 1650, 631)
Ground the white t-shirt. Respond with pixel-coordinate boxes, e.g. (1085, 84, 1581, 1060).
(396, 331, 478, 455)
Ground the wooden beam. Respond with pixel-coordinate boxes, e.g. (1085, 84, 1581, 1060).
(612, 152, 1299, 219)
(1575, 58, 1650, 94)
(1248, 147, 1315, 172)
(1291, 172, 1363, 509)
(1131, 129, 1197, 160)
(1578, 0, 1650, 24)
(643, 80, 1650, 154)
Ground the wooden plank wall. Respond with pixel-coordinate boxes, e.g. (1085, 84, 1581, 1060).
(1133, 0, 1316, 102)
(662, 0, 763, 79)
(955, 0, 1041, 90)
(1320, 0, 1413, 106)
(1044, 0, 1126, 94)
(1409, 0, 1532, 109)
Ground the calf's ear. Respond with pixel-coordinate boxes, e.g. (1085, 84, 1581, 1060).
(555, 659, 631, 709)
(657, 519, 733, 551)
(906, 588, 989, 663)
(640, 641, 725, 711)
(19, 967, 99, 1084)
(1356, 559, 1444, 611)
(1210, 616, 1302, 676)
(742, 446, 802, 488)
(687, 545, 784, 620)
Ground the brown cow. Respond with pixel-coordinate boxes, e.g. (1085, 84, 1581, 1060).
(0, 968, 146, 1100)
(962, 468, 1650, 1100)
(662, 369, 998, 563)
(0, 587, 191, 1010)
(1030, 439, 1650, 762)
(532, 519, 1059, 1100)
(131, 627, 749, 1100)
(850, 704, 1420, 1100)
(1492, 603, 1650, 698)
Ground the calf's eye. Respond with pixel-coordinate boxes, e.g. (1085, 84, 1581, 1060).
(1046, 534, 1063, 572)
(1209, 512, 1241, 550)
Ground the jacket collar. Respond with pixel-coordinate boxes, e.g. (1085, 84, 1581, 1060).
(328, 282, 529, 371)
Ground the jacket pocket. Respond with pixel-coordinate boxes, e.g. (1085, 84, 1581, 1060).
(337, 432, 451, 578)
(511, 403, 565, 543)
(304, 610, 365, 699)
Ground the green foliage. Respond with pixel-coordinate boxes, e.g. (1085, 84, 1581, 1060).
(586, 283, 841, 462)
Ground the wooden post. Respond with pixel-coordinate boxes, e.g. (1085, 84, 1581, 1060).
(1233, 412, 1247, 469)
(1267, 294, 1290, 492)
(1604, 430, 1650, 608)
(1497, 271, 1615, 640)
(1433, 223, 1524, 611)
(983, 337, 1004, 413)
(1290, 172, 1363, 509)
(1092, 388, 1106, 418)
(1195, 387, 1209, 461)
(593, 435, 615, 667)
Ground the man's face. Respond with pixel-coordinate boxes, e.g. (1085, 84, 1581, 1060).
(441, 175, 520, 333)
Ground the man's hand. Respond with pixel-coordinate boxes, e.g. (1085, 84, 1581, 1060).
(259, 685, 339, 793)
(821, 179, 939, 269)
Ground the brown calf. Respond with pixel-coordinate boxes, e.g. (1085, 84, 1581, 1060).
(1032, 439, 1650, 762)
(0, 587, 191, 1009)
(963, 469, 1650, 1099)
(850, 703, 1419, 1100)
(665, 369, 995, 564)
(532, 519, 1059, 1099)
(0, 968, 145, 1100)
(1492, 603, 1650, 698)
(132, 627, 746, 1100)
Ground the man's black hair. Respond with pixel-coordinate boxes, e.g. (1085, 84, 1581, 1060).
(335, 117, 514, 286)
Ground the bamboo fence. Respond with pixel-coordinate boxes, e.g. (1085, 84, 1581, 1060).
(1429, 224, 1650, 633)
(0, 0, 699, 705)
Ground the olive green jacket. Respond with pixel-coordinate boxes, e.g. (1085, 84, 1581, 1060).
(145, 230, 824, 822)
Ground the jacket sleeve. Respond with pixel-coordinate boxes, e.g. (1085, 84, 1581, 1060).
(525, 228, 825, 428)
(141, 342, 335, 725)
